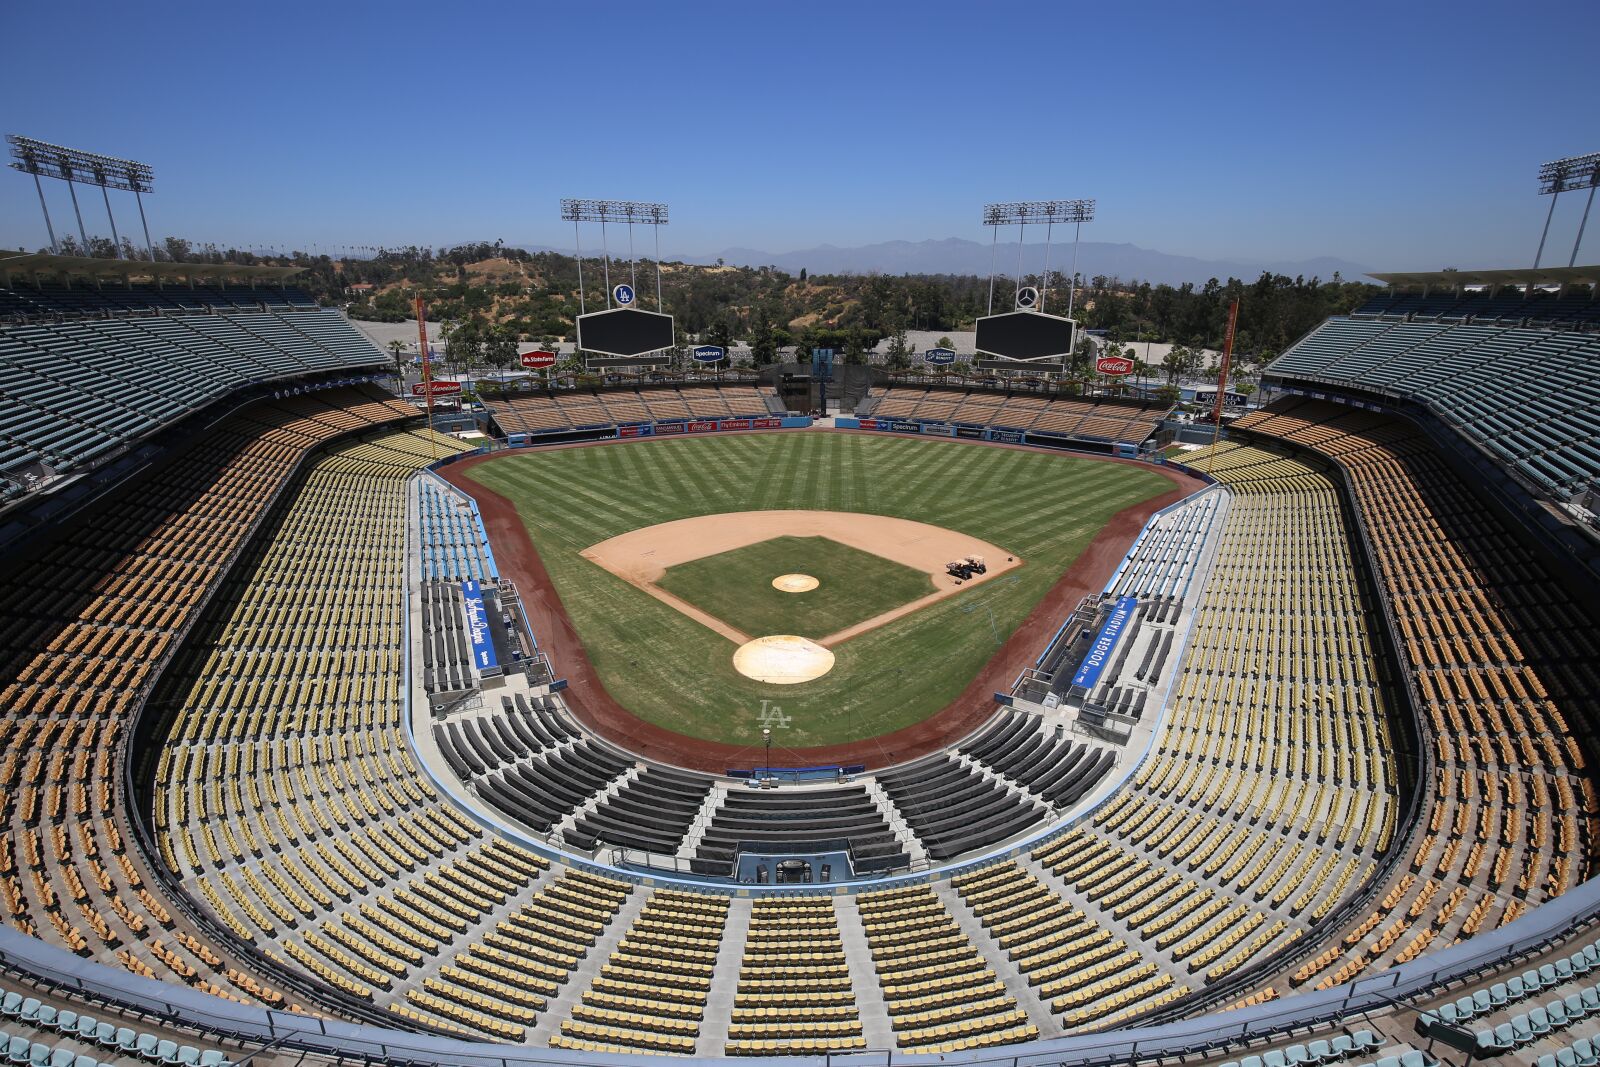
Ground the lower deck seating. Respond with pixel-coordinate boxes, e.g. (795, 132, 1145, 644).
(956, 712, 1119, 810)
(567, 765, 712, 856)
(876, 755, 1043, 861)
(419, 581, 473, 694)
(692, 786, 906, 877)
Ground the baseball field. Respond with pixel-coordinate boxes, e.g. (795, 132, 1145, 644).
(464, 432, 1172, 749)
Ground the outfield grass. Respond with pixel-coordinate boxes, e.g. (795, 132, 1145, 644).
(657, 535, 935, 640)
(468, 433, 1171, 748)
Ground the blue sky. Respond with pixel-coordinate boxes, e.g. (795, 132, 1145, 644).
(3, 0, 1597, 270)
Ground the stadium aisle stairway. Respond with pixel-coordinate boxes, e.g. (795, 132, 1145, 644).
(0, 384, 411, 1010)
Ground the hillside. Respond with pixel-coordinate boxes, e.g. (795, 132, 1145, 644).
(150, 238, 1383, 367)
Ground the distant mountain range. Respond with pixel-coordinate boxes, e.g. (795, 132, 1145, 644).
(671, 238, 1373, 287)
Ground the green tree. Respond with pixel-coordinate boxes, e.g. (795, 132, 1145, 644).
(1162, 345, 1190, 390)
(442, 318, 483, 376)
(843, 326, 868, 366)
(750, 309, 778, 366)
(483, 325, 519, 389)
(385, 339, 407, 383)
(884, 325, 910, 370)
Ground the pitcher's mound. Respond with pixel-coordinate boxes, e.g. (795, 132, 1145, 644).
(772, 573, 820, 593)
(732, 634, 835, 684)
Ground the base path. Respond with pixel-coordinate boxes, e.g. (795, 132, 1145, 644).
(442, 430, 1207, 772)
(581, 510, 1021, 647)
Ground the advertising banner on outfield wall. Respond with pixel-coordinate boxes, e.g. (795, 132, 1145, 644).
(989, 430, 1024, 444)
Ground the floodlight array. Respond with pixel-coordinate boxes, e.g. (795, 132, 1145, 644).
(560, 199, 669, 225)
(1538, 153, 1600, 195)
(983, 199, 1094, 226)
(7, 134, 154, 192)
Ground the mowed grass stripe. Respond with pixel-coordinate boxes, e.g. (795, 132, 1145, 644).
(468, 433, 1173, 746)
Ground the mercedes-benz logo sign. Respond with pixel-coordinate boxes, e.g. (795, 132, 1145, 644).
(1015, 286, 1039, 309)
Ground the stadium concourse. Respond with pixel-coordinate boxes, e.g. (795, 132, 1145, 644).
(0, 260, 1599, 1067)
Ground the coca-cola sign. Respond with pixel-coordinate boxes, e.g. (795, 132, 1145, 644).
(1096, 356, 1135, 376)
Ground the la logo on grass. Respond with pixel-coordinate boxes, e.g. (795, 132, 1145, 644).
(757, 699, 792, 730)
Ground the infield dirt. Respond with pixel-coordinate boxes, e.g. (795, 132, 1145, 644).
(581, 510, 1020, 646)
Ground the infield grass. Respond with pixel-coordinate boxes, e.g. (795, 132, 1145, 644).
(465, 432, 1171, 748)
(657, 535, 935, 640)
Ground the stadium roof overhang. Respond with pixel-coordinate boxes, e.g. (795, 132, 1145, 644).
(0, 250, 304, 283)
(1368, 265, 1600, 290)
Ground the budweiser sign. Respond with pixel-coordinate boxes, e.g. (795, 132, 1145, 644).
(411, 380, 462, 397)
(1096, 355, 1135, 376)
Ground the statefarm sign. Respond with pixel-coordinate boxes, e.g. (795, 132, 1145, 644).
(520, 350, 558, 370)
(1095, 355, 1135, 376)
(411, 380, 462, 397)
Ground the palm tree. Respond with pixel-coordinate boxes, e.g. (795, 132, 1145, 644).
(385, 339, 407, 389)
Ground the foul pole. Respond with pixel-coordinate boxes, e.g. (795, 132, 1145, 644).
(1205, 298, 1240, 469)
(415, 294, 438, 462)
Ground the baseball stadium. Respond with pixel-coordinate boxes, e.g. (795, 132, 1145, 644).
(4, 60, 1600, 1067)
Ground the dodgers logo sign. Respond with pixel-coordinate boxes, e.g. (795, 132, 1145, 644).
(613, 283, 635, 306)
(923, 347, 957, 365)
(692, 345, 725, 363)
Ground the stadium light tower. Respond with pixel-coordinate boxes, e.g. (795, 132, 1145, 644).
(982, 199, 1095, 317)
(7, 134, 156, 260)
(1534, 152, 1600, 269)
(560, 199, 670, 314)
